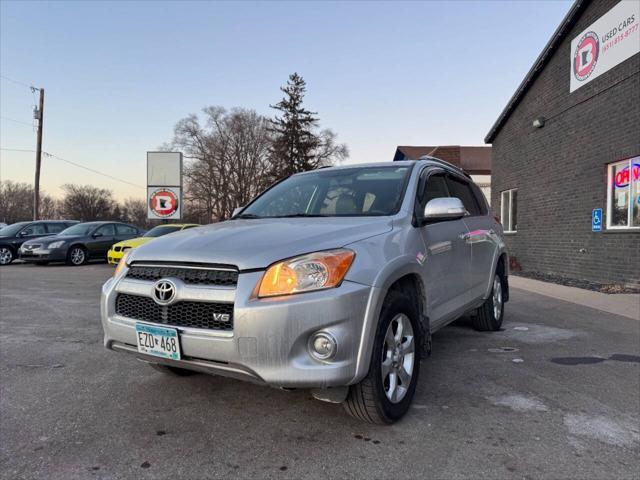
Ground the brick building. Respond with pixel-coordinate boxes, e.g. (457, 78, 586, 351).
(393, 145, 492, 203)
(485, 0, 639, 288)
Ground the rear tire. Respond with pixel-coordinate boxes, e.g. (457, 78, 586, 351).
(472, 273, 505, 331)
(149, 363, 199, 376)
(343, 290, 421, 424)
(67, 246, 87, 266)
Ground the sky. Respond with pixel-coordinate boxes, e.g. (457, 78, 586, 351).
(1, 0, 573, 201)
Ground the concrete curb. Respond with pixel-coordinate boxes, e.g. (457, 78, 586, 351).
(510, 275, 640, 321)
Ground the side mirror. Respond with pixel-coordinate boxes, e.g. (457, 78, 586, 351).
(19, 231, 29, 237)
(232, 207, 244, 217)
(423, 197, 467, 223)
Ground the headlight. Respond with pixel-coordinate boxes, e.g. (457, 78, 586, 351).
(257, 249, 355, 298)
(48, 241, 66, 249)
(114, 250, 131, 277)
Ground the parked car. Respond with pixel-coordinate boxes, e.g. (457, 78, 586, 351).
(107, 224, 200, 265)
(0, 220, 78, 265)
(0, 222, 8, 230)
(20, 221, 143, 266)
(101, 158, 508, 424)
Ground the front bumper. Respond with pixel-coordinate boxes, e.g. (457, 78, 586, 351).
(107, 249, 124, 265)
(101, 269, 381, 388)
(19, 246, 67, 262)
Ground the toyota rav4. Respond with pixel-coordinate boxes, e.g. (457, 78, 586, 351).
(101, 158, 508, 424)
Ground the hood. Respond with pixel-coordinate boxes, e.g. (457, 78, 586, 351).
(23, 234, 82, 245)
(130, 217, 393, 270)
(114, 237, 152, 248)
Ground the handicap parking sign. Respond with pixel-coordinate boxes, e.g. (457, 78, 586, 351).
(592, 208, 602, 232)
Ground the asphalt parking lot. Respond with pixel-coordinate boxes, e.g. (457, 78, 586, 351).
(1, 263, 639, 480)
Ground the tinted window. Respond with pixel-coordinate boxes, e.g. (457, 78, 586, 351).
(21, 223, 46, 236)
(446, 176, 481, 216)
(116, 224, 138, 235)
(60, 223, 99, 236)
(421, 173, 450, 209)
(143, 226, 182, 238)
(0, 222, 30, 236)
(47, 223, 68, 234)
(469, 182, 489, 215)
(96, 224, 116, 236)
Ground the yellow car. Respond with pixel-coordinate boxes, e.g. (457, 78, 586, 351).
(107, 224, 200, 265)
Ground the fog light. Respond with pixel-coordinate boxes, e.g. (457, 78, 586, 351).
(309, 332, 337, 361)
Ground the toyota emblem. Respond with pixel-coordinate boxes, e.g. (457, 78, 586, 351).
(153, 279, 176, 305)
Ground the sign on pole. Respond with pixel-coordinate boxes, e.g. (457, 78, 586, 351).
(147, 152, 182, 220)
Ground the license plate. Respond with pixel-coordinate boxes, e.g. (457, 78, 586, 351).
(135, 323, 181, 360)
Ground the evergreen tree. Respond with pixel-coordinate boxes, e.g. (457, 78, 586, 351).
(269, 73, 320, 178)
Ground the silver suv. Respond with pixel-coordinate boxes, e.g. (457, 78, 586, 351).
(101, 158, 508, 424)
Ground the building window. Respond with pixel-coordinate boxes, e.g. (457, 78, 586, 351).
(501, 189, 517, 233)
(606, 157, 640, 230)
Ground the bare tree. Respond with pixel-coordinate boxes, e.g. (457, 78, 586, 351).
(59, 184, 115, 221)
(171, 107, 272, 221)
(0, 181, 59, 223)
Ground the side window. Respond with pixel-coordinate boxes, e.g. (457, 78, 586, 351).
(419, 173, 450, 211)
(469, 182, 489, 215)
(96, 224, 116, 236)
(46, 223, 67, 234)
(21, 223, 46, 236)
(116, 224, 137, 235)
(446, 176, 481, 216)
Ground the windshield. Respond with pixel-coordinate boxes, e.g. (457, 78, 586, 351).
(0, 222, 30, 236)
(59, 223, 98, 236)
(239, 166, 412, 218)
(143, 226, 182, 238)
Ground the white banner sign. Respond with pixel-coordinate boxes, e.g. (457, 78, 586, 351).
(147, 186, 182, 220)
(570, 0, 639, 92)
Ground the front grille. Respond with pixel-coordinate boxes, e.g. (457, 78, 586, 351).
(24, 244, 41, 250)
(126, 265, 238, 287)
(115, 294, 233, 331)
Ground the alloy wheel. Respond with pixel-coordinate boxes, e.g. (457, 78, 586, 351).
(70, 248, 85, 265)
(493, 274, 503, 320)
(0, 247, 13, 265)
(381, 313, 415, 403)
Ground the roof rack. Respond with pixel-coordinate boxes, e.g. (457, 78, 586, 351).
(417, 155, 471, 179)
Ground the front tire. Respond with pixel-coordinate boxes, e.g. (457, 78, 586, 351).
(0, 246, 14, 265)
(343, 290, 421, 424)
(472, 273, 505, 331)
(67, 246, 87, 266)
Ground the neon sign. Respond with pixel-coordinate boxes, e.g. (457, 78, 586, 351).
(614, 163, 640, 188)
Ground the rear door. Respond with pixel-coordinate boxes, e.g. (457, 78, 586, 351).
(416, 170, 471, 327)
(446, 174, 498, 302)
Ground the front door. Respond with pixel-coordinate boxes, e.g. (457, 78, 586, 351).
(89, 224, 116, 258)
(416, 171, 471, 328)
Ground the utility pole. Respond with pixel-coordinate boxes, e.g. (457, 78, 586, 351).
(33, 87, 44, 220)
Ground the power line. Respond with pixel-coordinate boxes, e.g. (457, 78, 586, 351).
(1, 116, 34, 127)
(0, 147, 146, 190)
(43, 152, 145, 190)
(0, 75, 38, 90)
(0, 147, 35, 153)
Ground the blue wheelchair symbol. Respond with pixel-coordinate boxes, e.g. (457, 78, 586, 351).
(592, 208, 602, 232)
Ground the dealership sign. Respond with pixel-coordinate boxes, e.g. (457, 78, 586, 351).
(570, 0, 639, 92)
(147, 152, 182, 220)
